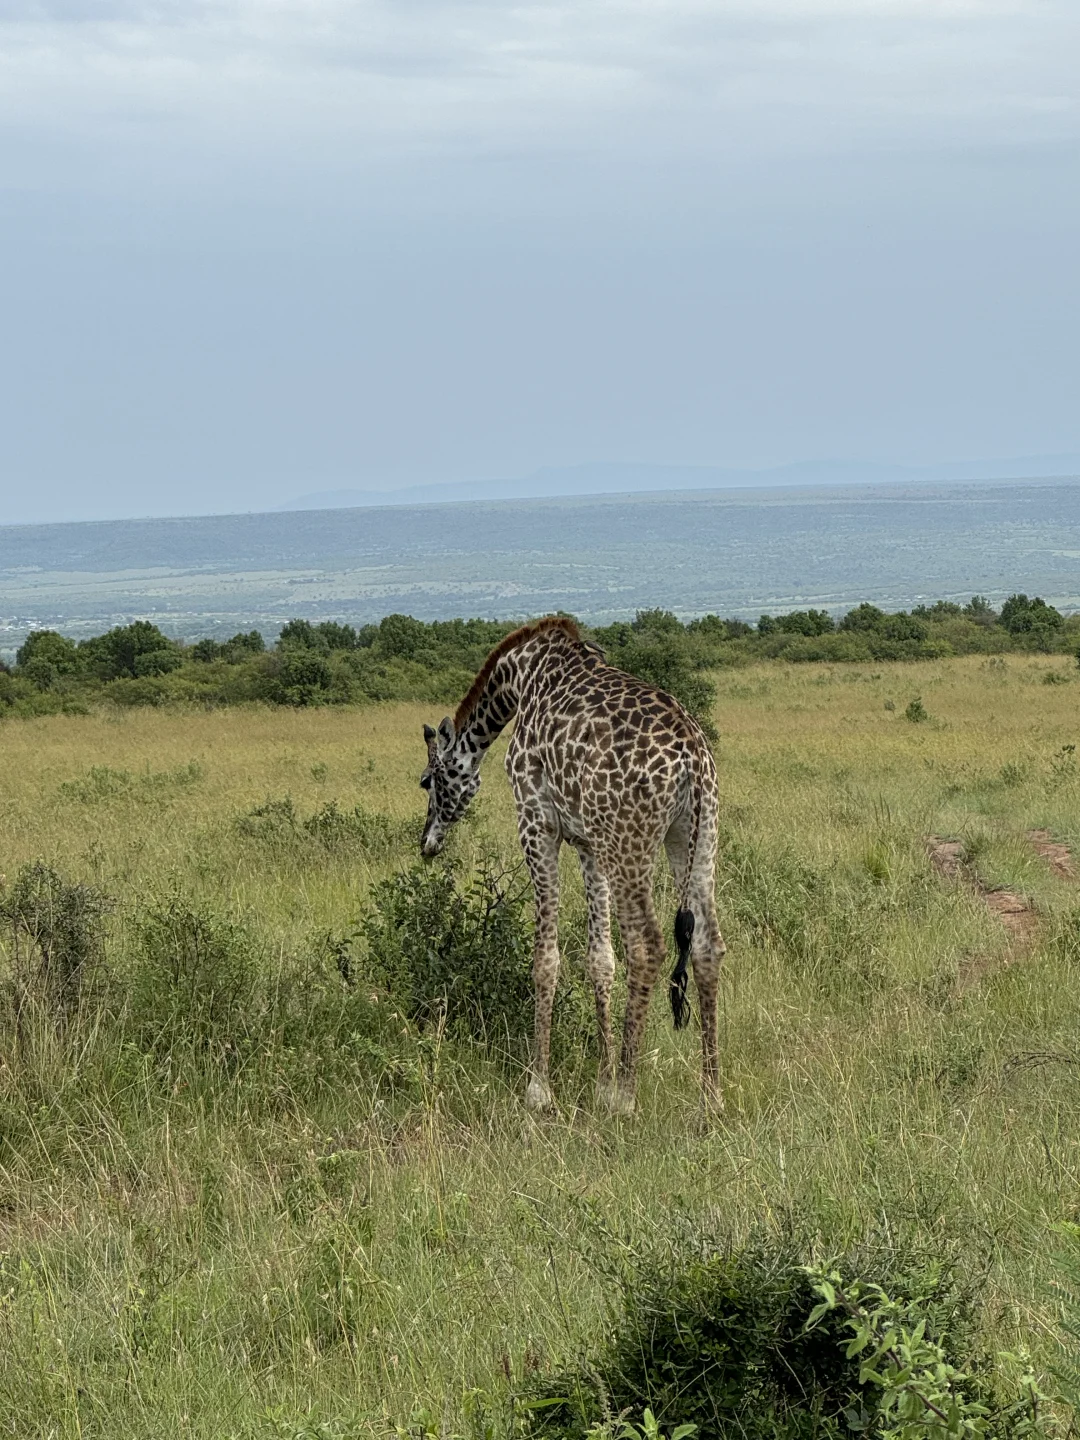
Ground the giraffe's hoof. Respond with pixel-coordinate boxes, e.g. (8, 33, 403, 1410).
(525, 1076, 554, 1112)
(598, 1081, 636, 1117)
(701, 1087, 725, 1120)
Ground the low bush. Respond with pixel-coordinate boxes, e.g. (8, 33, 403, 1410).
(522, 1231, 1027, 1440)
(361, 856, 594, 1063)
(128, 893, 257, 1061)
(0, 861, 112, 1011)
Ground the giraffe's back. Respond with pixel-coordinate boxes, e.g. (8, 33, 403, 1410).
(507, 636, 713, 855)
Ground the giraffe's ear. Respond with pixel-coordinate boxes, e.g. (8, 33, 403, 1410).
(423, 724, 437, 744)
(437, 715, 455, 750)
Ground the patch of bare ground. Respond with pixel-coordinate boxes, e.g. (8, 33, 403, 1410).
(926, 836, 1039, 991)
(1027, 828, 1075, 879)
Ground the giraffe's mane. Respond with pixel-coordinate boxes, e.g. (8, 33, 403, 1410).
(454, 615, 581, 732)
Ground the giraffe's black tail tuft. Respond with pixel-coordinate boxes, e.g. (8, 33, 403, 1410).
(670, 907, 695, 1029)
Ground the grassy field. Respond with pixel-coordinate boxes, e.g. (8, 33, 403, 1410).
(1, 654, 1080, 1437)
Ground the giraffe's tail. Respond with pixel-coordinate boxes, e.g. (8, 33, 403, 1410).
(670, 907, 695, 1029)
(670, 752, 706, 1030)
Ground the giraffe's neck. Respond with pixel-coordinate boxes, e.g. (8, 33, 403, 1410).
(454, 652, 525, 762)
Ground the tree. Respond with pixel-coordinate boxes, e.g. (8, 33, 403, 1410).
(775, 610, 835, 637)
(999, 593, 1064, 636)
(839, 603, 887, 633)
(963, 595, 998, 627)
(78, 621, 178, 680)
(377, 613, 430, 660)
(276, 650, 333, 705)
(315, 622, 359, 651)
(16, 630, 79, 674)
(278, 619, 324, 650)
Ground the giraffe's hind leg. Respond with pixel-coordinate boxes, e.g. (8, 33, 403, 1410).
(689, 876, 726, 1114)
(611, 877, 666, 1114)
(667, 806, 726, 1113)
(575, 847, 617, 1103)
(689, 803, 726, 1113)
(518, 808, 562, 1112)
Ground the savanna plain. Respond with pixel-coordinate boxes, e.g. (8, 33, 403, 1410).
(2, 655, 1080, 1437)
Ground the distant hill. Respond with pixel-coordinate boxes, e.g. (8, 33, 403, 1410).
(278, 456, 1080, 511)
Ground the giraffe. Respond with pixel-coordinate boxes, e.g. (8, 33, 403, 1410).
(419, 616, 725, 1114)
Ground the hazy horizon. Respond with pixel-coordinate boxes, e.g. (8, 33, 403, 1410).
(3, 452, 1080, 529)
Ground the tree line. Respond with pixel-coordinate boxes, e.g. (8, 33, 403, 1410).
(1, 595, 1075, 728)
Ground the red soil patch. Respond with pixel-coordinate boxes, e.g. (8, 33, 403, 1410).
(926, 835, 1038, 989)
(926, 837, 966, 882)
(981, 887, 1039, 944)
(1027, 829, 1075, 880)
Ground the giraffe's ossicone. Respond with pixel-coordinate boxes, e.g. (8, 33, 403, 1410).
(419, 616, 725, 1114)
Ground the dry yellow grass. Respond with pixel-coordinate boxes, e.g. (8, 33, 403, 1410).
(0, 653, 1078, 1437)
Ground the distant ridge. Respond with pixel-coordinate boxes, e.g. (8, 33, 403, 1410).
(278, 455, 1080, 512)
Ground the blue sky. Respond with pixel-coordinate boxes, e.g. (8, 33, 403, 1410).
(1, 0, 1077, 524)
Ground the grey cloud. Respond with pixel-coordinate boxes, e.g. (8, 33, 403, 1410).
(0, 0, 1076, 172)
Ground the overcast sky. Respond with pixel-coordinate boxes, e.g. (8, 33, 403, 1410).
(1, 0, 1078, 524)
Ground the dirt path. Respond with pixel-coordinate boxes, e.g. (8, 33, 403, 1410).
(926, 836, 1038, 941)
(926, 836, 1039, 988)
(927, 830, 1074, 989)
(1027, 828, 1075, 879)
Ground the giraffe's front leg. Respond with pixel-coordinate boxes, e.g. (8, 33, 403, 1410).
(519, 814, 561, 1112)
(576, 848, 617, 1105)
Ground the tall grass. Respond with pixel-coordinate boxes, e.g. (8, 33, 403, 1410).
(0, 655, 1078, 1436)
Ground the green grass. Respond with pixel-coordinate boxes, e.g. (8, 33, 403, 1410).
(1, 655, 1079, 1437)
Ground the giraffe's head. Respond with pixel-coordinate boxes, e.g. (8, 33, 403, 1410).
(419, 716, 481, 856)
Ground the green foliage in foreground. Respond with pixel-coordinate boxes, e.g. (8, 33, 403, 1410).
(2, 595, 1076, 730)
(523, 1231, 1053, 1440)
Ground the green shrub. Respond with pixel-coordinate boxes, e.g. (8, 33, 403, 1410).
(906, 696, 929, 724)
(133, 648, 183, 677)
(21, 657, 60, 691)
(522, 1233, 995, 1440)
(361, 857, 593, 1061)
(804, 1266, 1051, 1439)
(129, 894, 256, 1059)
(839, 603, 888, 633)
(0, 861, 112, 1010)
(58, 765, 134, 802)
(275, 650, 334, 705)
(102, 676, 173, 707)
(1000, 595, 1064, 639)
(302, 799, 413, 856)
(78, 620, 180, 681)
(759, 609, 836, 637)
